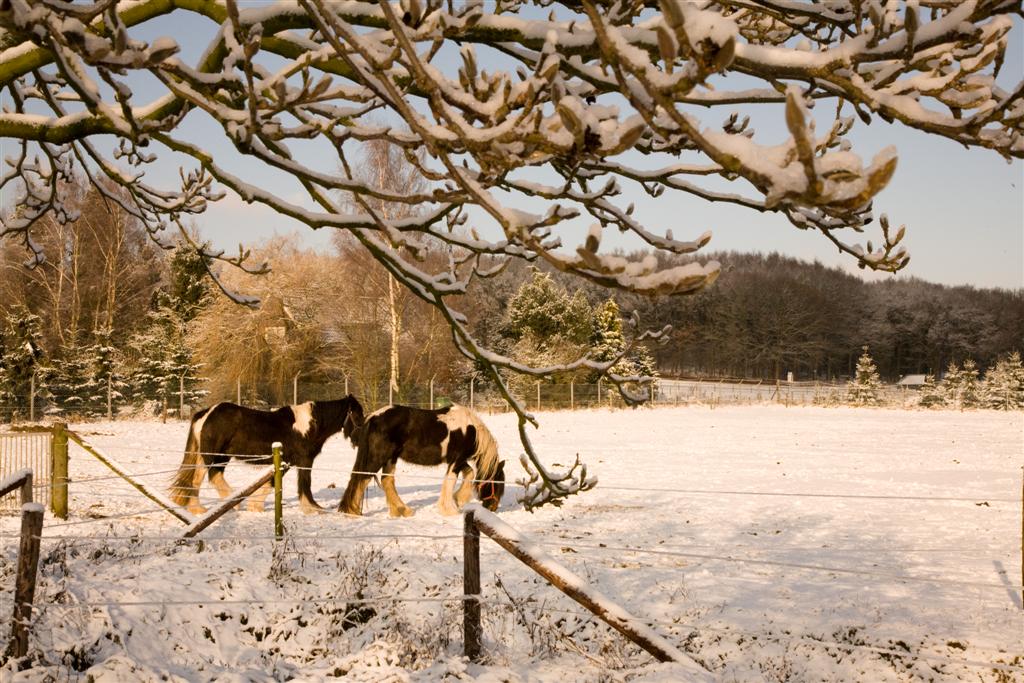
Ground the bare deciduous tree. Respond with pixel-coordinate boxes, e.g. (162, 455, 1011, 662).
(0, 0, 1020, 508)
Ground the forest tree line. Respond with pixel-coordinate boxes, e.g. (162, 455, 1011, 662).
(1, 185, 1021, 417)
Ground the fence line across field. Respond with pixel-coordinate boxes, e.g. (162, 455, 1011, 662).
(23, 521, 1021, 593)
(2, 374, 931, 424)
(33, 438, 1016, 505)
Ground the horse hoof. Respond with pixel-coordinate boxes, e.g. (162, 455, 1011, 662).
(390, 507, 414, 518)
(188, 505, 208, 516)
(246, 505, 265, 513)
(301, 506, 325, 515)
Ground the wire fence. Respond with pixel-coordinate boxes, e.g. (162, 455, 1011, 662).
(1, 428, 1021, 677)
(2, 376, 929, 424)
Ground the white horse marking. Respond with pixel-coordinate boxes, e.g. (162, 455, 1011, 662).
(292, 402, 315, 437)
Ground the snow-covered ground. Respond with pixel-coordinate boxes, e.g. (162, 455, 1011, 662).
(1, 406, 1021, 682)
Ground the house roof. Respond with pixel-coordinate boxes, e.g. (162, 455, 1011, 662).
(898, 374, 928, 386)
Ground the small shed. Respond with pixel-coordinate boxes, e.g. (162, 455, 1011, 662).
(897, 374, 927, 389)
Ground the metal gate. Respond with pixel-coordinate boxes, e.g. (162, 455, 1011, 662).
(0, 431, 52, 512)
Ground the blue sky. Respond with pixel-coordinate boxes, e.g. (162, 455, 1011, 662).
(4, 5, 1022, 291)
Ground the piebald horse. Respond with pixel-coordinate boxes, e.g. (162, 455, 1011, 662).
(170, 396, 364, 515)
(338, 404, 505, 517)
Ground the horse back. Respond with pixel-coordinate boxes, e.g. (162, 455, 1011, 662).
(196, 402, 298, 457)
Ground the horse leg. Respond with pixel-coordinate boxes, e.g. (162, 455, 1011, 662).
(187, 456, 209, 515)
(338, 474, 372, 515)
(296, 462, 324, 514)
(208, 460, 233, 500)
(380, 459, 414, 518)
(247, 480, 272, 512)
(453, 463, 477, 509)
(437, 465, 460, 516)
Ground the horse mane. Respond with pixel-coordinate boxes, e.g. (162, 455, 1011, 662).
(453, 405, 499, 480)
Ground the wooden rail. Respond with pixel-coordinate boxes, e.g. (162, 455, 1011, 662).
(463, 505, 712, 679)
(66, 427, 191, 524)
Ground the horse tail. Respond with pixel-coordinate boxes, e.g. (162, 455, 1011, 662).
(170, 406, 210, 506)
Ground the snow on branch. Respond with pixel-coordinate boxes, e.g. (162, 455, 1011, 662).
(0, 0, 1020, 507)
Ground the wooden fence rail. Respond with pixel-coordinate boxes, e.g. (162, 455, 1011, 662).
(462, 505, 712, 680)
(66, 427, 190, 524)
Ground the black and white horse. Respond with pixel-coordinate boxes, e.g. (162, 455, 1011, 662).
(170, 396, 364, 515)
(338, 404, 505, 517)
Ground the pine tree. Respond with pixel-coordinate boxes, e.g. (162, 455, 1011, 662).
(592, 299, 626, 365)
(847, 346, 882, 406)
(944, 359, 981, 409)
(49, 333, 95, 414)
(983, 352, 1024, 410)
(125, 244, 211, 413)
(917, 373, 946, 408)
(503, 271, 593, 346)
(85, 328, 129, 417)
(0, 306, 46, 409)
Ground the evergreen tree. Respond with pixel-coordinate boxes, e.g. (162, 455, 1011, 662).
(943, 359, 981, 409)
(125, 244, 211, 413)
(847, 346, 882, 406)
(503, 271, 593, 346)
(49, 332, 94, 413)
(167, 245, 213, 322)
(0, 306, 46, 407)
(983, 352, 1024, 410)
(85, 328, 129, 417)
(591, 298, 658, 379)
(917, 373, 946, 408)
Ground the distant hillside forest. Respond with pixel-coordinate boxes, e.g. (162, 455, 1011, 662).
(477, 251, 1024, 383)
(1, 189, 1021, 414)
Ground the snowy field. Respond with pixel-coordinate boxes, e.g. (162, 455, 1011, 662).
(1, 405, 1021, 682)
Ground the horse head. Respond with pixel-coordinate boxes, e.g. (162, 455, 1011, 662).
(477, 460, 505, 512)
(342, 395, 365, 444)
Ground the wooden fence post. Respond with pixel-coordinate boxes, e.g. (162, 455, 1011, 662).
(29, 373, 35, 423)
(274, 442, 284, 540)
(50, 423, 68, 519)
(463, 510, 482, 662)
(536, 381, 541, 411)
(8, 502, 43, 659)
(570, 381, 574, 410)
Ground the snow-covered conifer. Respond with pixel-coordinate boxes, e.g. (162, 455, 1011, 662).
(847, 346, 882, 406)
(983, 352, 1024, 410)
(917, 374, 945, 409)
(944, 359, 981, 409)
(0, 306, 46, 407)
